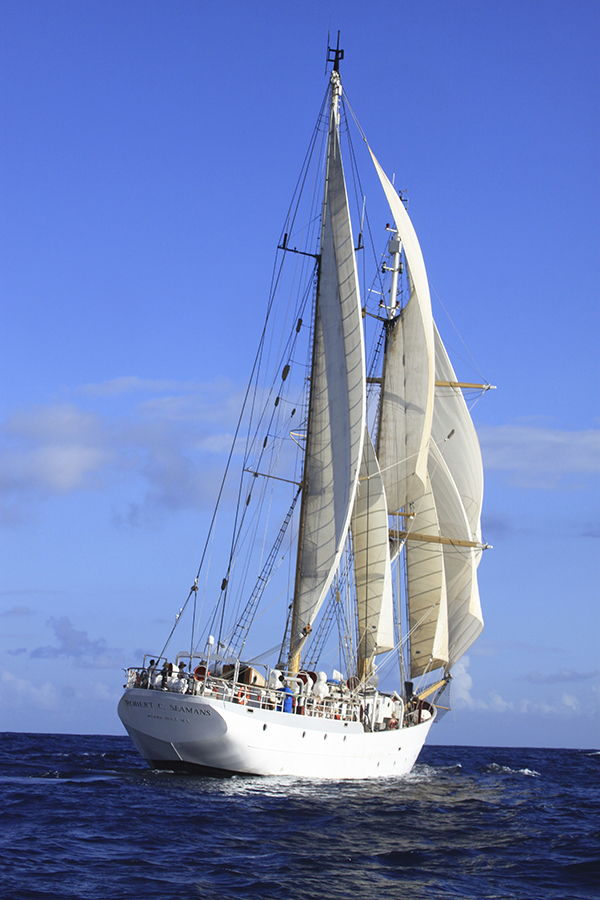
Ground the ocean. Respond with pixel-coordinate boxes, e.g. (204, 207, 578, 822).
(0, 733, 598, 900)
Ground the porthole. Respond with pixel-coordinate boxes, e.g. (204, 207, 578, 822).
(263, 724, 267, 731)
(324, 734, 328, 740)
(302, 731, 306, 738)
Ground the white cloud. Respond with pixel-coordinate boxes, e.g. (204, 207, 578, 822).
(31, 616, 123, 667)
(61, 679, 121, 704)
(451, 657, 473, 701)
(519, 693, 583, 715)
(488, 691, 513, 712)
(523, 668, 600, 684)
(25, 444, 112, 492)
(561, 692, 580, 711)
(0, 405, 113, 501)
(471, 639, 560, 657)
(0, 384, 241, 523)
(449, 656, 587, 717)
(78, 376, 202, 397)
(3, 405, 103, 442)
(137, 381, 245, 424)
(1, 671, 58, 710)
(479, 424, 600, 487)
(449, 656, 485, 708)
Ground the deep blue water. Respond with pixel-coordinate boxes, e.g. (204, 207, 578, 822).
(0, 734, 598, 900)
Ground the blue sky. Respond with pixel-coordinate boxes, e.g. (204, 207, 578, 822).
(1, 0, 599, 749)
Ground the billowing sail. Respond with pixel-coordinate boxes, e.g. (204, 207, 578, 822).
(351, 429, 394, 675)
(369, 147, 484, 676)
(378, 294, 433, 514)
(370, 149, 435, 515)
(448, 562, 483, 668)
(427, 441, 474, 660)
(432, 323, 484, 540)
(431, 326, 484, 664)
(290, 75, 366, 664)
(405, 471, 448, 676)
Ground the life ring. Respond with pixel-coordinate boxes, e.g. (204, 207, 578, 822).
(194, 665, 209, 681)
(237, 688, 248, 705)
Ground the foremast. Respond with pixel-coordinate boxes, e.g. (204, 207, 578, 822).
(353, 231, 403, 684)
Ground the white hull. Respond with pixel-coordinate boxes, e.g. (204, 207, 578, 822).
(118, 687, 434, 779)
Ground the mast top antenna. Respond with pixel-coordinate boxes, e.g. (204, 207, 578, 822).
(326, 31, 344, 73)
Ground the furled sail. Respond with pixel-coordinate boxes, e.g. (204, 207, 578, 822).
(351, 429, 394, 677)
(405, 471, 448, 676)
(289, 73, 366, 667)
(369, 149, 435, 516)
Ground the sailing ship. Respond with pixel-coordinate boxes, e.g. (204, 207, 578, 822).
(118, 39, 491, 778)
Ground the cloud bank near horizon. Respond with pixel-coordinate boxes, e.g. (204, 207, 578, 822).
(451, 657, 598, 719)
(3, 389, 600, 527)
(0, 380, 245, 525)
(479, 423, 600, 487)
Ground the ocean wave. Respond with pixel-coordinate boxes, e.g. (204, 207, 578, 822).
(1, 735, 598, 900)
(482, 762, 540, 776)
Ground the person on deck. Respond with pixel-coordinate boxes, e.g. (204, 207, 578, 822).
(279, 675, 294, 713)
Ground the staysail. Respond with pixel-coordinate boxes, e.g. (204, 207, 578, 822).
(289, 72, 366, 669)
(351, 429, 394, 678)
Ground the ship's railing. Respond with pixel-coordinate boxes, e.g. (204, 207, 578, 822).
(200, 679, 363, 723)
(404, 700, 435, 727)
(124, 666, 404, 727)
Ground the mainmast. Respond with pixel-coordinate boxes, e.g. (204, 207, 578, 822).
(288, 51, 342, 675)
(287, 38, 366, 673)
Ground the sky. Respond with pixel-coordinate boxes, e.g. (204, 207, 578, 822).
(1, 0, 599, 750)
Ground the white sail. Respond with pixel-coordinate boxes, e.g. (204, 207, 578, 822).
(378, 293, 434, 514)
(430, 324, 484, 664)
(370, 150, 435, 514)
(351, 429, 395, 670)
(432, 323, 484, 540)
(405, 471, 448, 676)
(290, 76, 366, 660)
(428, 441, 483, 668)
(449, 565, 483, 668)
